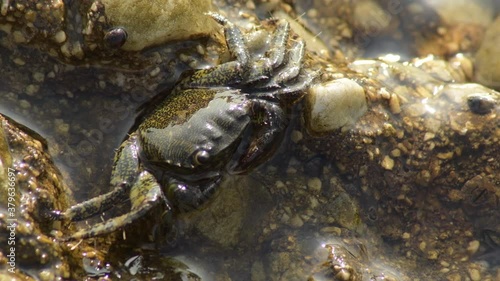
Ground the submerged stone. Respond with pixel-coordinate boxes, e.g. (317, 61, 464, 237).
(102, 0, 218, 51)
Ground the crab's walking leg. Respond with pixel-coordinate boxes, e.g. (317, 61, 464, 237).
(178, 13, 252, 90)
(50, 183, 129, 221)
(245, 19, 291, 84)
(206, 12, 249, 67)
(66, 171, 165, 240)
(256, 68, 318, 103)
(51, 134, 141, 221)
(268, 39, 306, 87)
(267, 19, 290, 69)
(274, 69, 317, 97)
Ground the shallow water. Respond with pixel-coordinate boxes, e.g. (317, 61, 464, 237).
(1, 1, 499, 280)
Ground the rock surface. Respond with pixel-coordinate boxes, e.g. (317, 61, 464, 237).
(475, 16, 500, 89)
(0, 114, 105, 280)
(102, 0, 219, 51)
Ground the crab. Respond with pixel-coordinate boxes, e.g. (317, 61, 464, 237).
(51, 12, 315, 240)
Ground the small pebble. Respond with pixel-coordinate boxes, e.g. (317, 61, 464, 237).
(446, 273, 461, 281)
(468, 267, 481, 281)
(307, 9, 318, 18)
(389, 93, 401, 114)
(13, 57, 26, 65)
(306, 78, 367, 133)
(381, 155, 394, 170)
(53, 30, 67, 44)
(307, 177, 322, 192)
(280, 213, 290, 223)
(39, 270, 55, 281)
(419, 241, 427, 251)
(390, 148, 401, 157)
(286, 166, 297, 174)
(320, 226, 342, 236)
(467, 240, 480, 255)
(290, 130, 303, 143)
(309, 196, 319, 209)
(289, 215, 303, 228)
(33, 72, 45, 82)
(406, 103, 426, 117)
(19, 99, 31, 109)
(427, 250, 439, 260)
(25, 84, 39, 96)
(149, 67, 161, 77)
(423, 132, 435, 141)
(275, 181, 286, 189)
(13, 30, 26, 43)
(54, 119, 69, 135)
(245, 1, 255, 10)
(437, 151, 454, 160)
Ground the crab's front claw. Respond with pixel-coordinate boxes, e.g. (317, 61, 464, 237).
(166, 176, 221, 212)
(229, 100, 288, 174)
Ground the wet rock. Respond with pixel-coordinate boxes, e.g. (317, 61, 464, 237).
(181, 175, 272, 249)
(293, 0, 364, 57)
(0, 0, 219, 69)
(2, 1, 500, 280)
(0, 114, 103, 280)
(475, 16, 500, 89)
(327, 193, 362, 231)
(440, 83, 499, 116)
(310, 244, 363, 281)
(424, 0, 494, 27)
(303, 51, 500, 279)
(102, 0, 219, 51)
(410, 54, 470, 83)
(353, 0, 391, 36)
(305, 78, 367, 134)
(309, 243, 402, 281)
(399, 0, 490, 56)
(0, 0, 113, 61)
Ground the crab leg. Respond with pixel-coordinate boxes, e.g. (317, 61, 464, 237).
(50, 183, 129, 221)
(50, 135, 141, 221)
(177, 13, 255, 89)
(267, 39, 306, 87)
(65, 171, 166, 240)
(206, 12, 250, 68)
(166, 176, 221, 212)
(229, 100, 287, 173)
(267, 19, 290, 69)
(244, 20, 291, 85)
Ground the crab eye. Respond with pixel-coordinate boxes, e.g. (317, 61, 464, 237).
(193, 150, 210, 166)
